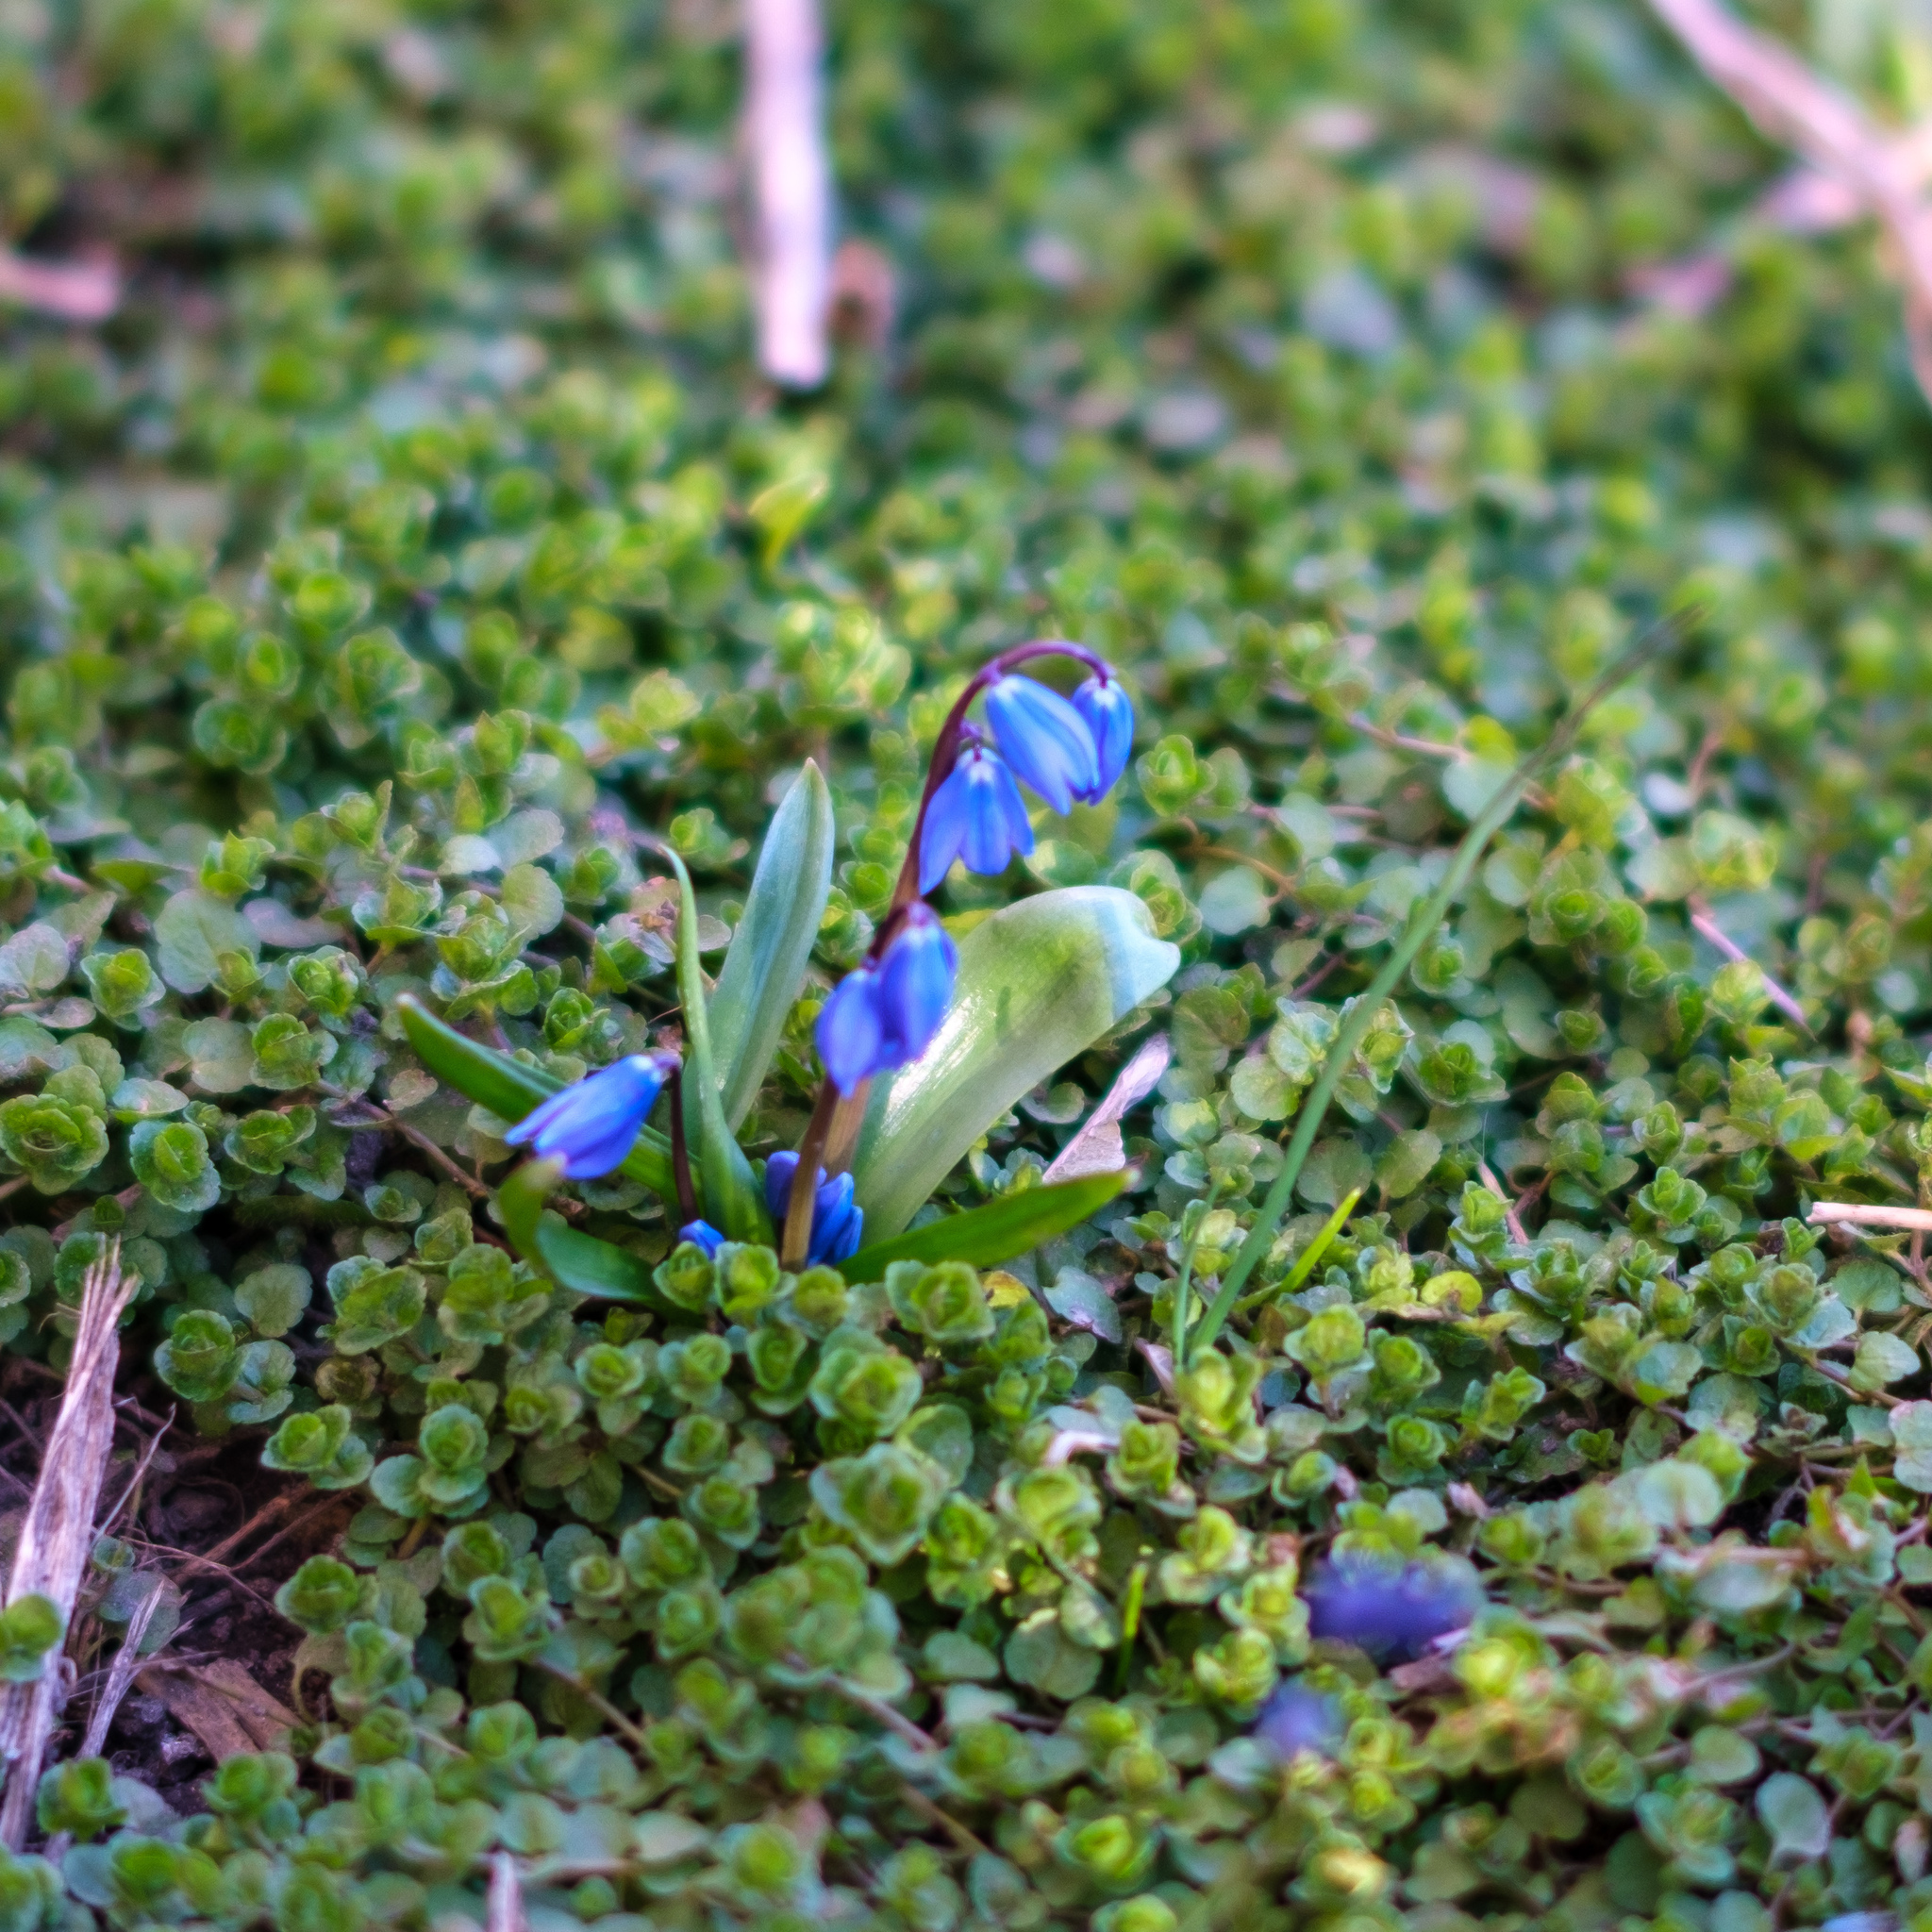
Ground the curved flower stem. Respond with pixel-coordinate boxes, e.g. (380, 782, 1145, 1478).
(782, 1083, 839, 1266)
(883, 637, 1110, 925)
(1187, 614, 1690, 1359)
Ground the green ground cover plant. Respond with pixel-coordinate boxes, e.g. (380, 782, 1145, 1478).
(2, 0, 1932, 1928)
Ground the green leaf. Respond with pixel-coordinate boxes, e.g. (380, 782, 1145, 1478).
(496, 1157, 667, 1307)
(394, 992, 675, 1199)
(659, 845, 765, 1241)
(851, 887, 1179, 1239)
(708, 760, 833, 1129)
(841, 1172, 1127, 1283)
(153, 890, 260, 994)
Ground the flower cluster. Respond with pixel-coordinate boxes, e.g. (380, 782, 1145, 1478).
(820, 655, 1135, 1097)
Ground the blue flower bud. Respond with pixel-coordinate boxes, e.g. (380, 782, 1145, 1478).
(918, 741, 1034, 894)
(503, 1052, 676, 1178)
(678, 1220, 724, 1256)
(763, 1153, 865, 1265)
(983, 669, 1099, 815)
(1304, 1557, 1483, 1660)
(816, 963, 886, 1095)
(1073, 672, 1133, 800)
(1253, 1680, 1342, 1760)
(876, 903, 956, 1066)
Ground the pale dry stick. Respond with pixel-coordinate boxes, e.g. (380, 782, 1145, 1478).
(744, 0, 833, 387)
(97, 1409, 176, 1539)
(1647, 0, 1932, 405)
(1807, 1201, 1932, 1232)
(1043, 1033, 1171, 1184)
(1687, 898, 1812, 1034)
(0, 250, 118, 323)
(0, 1241, 137, 1849)
(487, 1851, 525, 1932)
(1476, 1161, 1531, 1246)
(76, 1580, 165, 1761)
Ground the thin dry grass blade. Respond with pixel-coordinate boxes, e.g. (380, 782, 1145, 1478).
(0, 1240, 136, 1847)
(77, 1581, 162, 1761)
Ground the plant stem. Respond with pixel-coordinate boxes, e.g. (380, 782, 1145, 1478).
(1171, 1180, 1221, 1368)
(666, 1066, 698, 1224)
(1189, 616, 1687, 1358)
(1230, 1186, 1361, 1319)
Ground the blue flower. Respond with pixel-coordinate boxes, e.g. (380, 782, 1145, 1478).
(1073, 673, 1133, 801)
(764, 1153, 864, 1265)
(918, 741, 1034, 893)
(1303, 1557, 1483, 1660)
(1253, 1680, 1342, 1761)
(678, 1220, 724, 1256)
(982, 670, 1098, 815)
(815, 907, 958, 1094)
(876, 904, 957, 1065)
(503, 1052, 676, 1178)
(817, 963, 886, 1095)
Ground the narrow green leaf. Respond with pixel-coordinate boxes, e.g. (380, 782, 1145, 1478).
(1188, 617, 1688, 1359)
(497, 1156, 669, 1307)
(394, 992, 675, 1198)
(708, 759, 834, 1129)
(661, 846, 767, 1241)
(851, 887, 1179, 1239)
(841, 1172, 1128, 1283)
(535, 1219, 665, 1306)
(494, 1157, 558, 1265)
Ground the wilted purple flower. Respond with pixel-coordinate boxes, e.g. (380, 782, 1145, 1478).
(1304, 1558, 1482, 1660)
(1253, 1680, 1343, 1761)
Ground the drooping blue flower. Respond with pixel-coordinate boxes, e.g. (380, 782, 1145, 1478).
(918, 741, 1034, 893)
(678, 1220, 724, 1257)
(1253, 1680, 1342, 1761)
(817, 963, 886, 1095)
(1073, 672, 1134, 801)
(982, 670, 1099, 815)
(815, 907, 958, 1095)
(764, 1153, 865, 1265)
(1303, 1557, 1483, 1660)
(876, 904, 957, 1064)
(503, 1051, 676, 1178)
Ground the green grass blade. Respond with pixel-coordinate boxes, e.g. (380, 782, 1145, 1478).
(708, 759, 834, 1130)
(662, 845, 767, 1241)
(840, 1171, 1128, 1283)
(1187, 619, 1685, 1359)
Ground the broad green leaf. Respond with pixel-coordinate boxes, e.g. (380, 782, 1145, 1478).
(660, 846, 766, 1241)
(496, 1159, 663, 1305)
(851, 887, 1179, 1239)
(394, 993, 675, 1199)
(708, 759, 833, 1129)
(841, 1172, 1128, 1282)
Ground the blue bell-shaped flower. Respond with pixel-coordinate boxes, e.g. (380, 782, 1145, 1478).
(764, 1152, 864, 1265)
(876, 903, 957, 1065)
(982, 669, 1099, 814)
(1073, 672, 1133, 801)
(678, 1220, 724, 1257)
(503, 1051, 677, 1178)
(918, 741, 1034, 893)
(816, 962, 886, 1095)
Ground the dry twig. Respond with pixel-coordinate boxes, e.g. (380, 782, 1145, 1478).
(0, 1241, 137, 1847)
(1647, 0, 1932, 404)
(744, 0, 832, 387)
